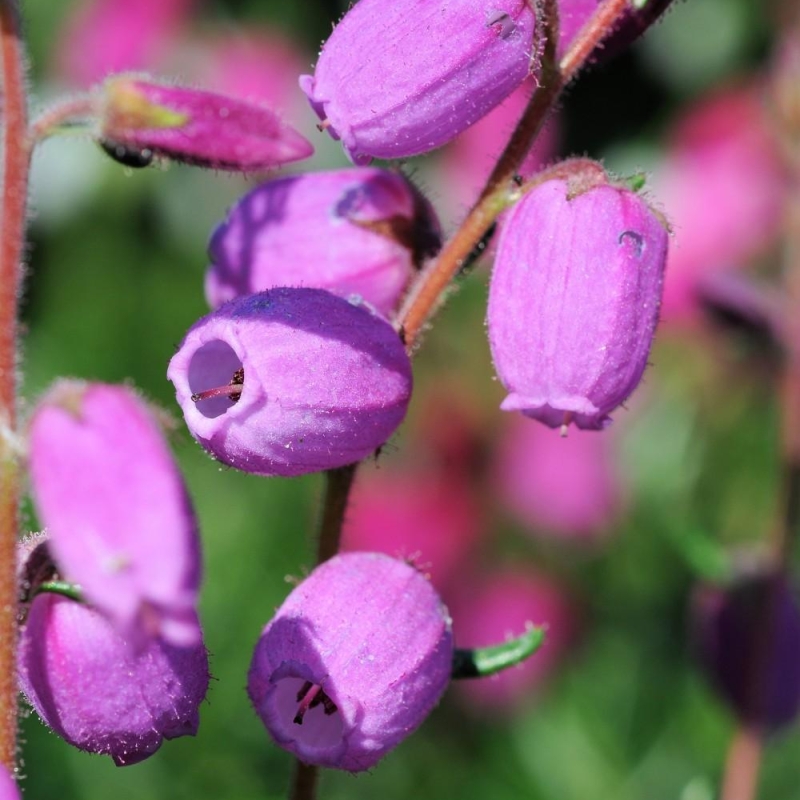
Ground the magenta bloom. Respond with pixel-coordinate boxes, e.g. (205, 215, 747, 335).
(27, 382, 201, 648)
(18, 592, 209, 765)
(451, 567, 575, 713)
(487, 174, 668, 430)
(693, 574, 800, 732)
(167, 288, 412, 477)
(248, 552, 453, 771)
(300, 0, 539, 164)
(99, 76, 313, 170)
(342, 470, 481, 591)
(0, 765, 19, 800)
(206, 168, 441, 315)
(494, 415, 622, 540)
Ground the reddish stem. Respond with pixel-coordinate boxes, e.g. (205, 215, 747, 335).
(720, 726, 763, 800)
(0, 0, 29, 774)
(398, 0, 629, 349)
(29, 95, 95, 142)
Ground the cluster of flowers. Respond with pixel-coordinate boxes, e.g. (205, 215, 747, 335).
(13, 0, 691, 788)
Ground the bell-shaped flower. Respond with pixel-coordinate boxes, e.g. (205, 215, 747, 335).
(487, 170, 668, 431)
(18, 588, 209, 766)
(167, 288, 412, 477)
(205, 168, 441, 315)
(27, 381, 202, 649)
(300, 0, 539, 164)
(247, 552, 453, 771)
(98, 75, 313, 170)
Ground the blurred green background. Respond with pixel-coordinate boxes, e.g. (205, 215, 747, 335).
(14, 0, 797, 798)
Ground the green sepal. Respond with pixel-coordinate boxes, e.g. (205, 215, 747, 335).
(451, 625, 546, 679)
(36, 581, 84, 603)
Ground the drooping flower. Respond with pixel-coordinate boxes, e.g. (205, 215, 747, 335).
(98, 75, 313, 170)
(205, 168, 441, 315)
(247, 552, 453, 771)
(486, 170, 668, 431)
(167, 288, 412, 477)
(693, 572, 800, 732)
(300, 0, 540, 164)
(18, 586, 209, 766)
(27, 381, 202, 649)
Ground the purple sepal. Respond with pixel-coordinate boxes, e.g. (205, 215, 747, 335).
(27, 381, 202, 649)
(167, 288, 412, 477)
(99, 75, 313, 170)
(247, 552, 453, 771)
(206, 168, 441, 315)
(487, 175, 668, 431)
(18, 592, 209, 766)
(301, 0, 539, 163)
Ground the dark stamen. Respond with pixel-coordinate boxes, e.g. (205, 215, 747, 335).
(293, 682, 338, 725)
(191, 367, 244, 404)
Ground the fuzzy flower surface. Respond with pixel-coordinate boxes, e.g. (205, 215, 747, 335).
(99, 75, 313, 170)
(487, 174, 668, 430)
(168, 288, 412, 477)
(247, 552, 453, 771)
(300, 0, 539, 163)
(27, 381, 202, 648)
(206, 168, 441, 315)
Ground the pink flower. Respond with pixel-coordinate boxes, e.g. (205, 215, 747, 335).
(205, 168, 440, 315)
(653, 84, 784, 324)
(167, 288, 412, 477)
(493, 415, 622, 540)
(451, 567, 576, 712)
(342, 470, 481, 591)
(27, 382, 202, 649)
(301, 0, 539, 163)
(487, 172, 668, 430)
(99, 76, 313, 171)
(0, 765, 19, 800)
(248, 552, 453, 771)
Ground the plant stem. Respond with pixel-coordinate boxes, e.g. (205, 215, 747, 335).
(289, 761, 319, 800)
(720, 726, 763, 800)
(29, 95, 95, 142)
(398, 0, 629, 349)
(0, 0, 29, 774)
(315, 463, 357, 565)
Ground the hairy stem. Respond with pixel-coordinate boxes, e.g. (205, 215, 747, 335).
(398, 0, 629, 349)
(0, 0, 29, 774)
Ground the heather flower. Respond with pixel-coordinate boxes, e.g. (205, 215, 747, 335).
(167, 288, 412, 477)
(99, 75, 313, 170)
(27, 381, 202, 649)
(494, 415, 622, 540)
(300, 0, 539, 164)
(693, 573, 800, 732)
(0, 765, 19, 800)
(342, 470, 481, 591)
(18, 590, 209, 765)
(450, 567, 575, 713)
(205, 168, 441, 315)
(487, 172, 668, 430)
(247, 552, 453, 771)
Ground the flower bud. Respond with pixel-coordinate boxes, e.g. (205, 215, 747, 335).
(0, 766, 19, 800)
(487, 172, 668, 430)
(18, 591, 209, 765)
(693, 573, 800, 732)
(206, 168, 441, 315)
(300, 0, 539, 164)
(98, 75, 313, 170)
(27, 381, 202, 649)
(247, 552, 453, 771)
(167, 288, 412, 477)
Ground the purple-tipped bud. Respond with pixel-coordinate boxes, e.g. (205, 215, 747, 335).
(247, 552, 453, 771)
(167, 288, 412, 477)
(487, 172, 668, 430)
(0, 765, 19, 800)
(300, 0, 539, 164)
(693, 574, 800, 733)
(99, 75, 313, 170)
(206, 168, 441, 315)
(18, 591, 209, 765)
(27, 382, 202, 648)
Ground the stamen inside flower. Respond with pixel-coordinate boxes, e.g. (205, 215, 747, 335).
(186, 340, 245, 419)
(269, 675, 344, 749)
(293, 681, 338, 725)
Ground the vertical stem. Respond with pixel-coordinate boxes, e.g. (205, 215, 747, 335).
(315, 463, 357, 565)
(719, 727, 763, 800)
(289, 761, 319, 800)
(0, 0, 29, 774)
